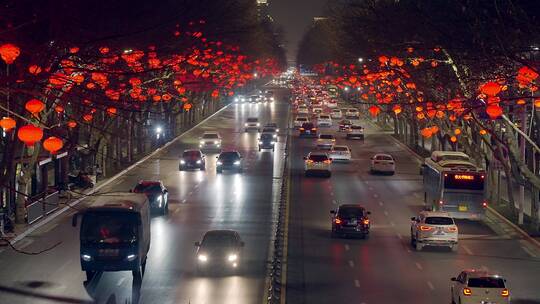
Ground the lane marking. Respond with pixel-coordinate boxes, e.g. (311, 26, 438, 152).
(174, 208, 181, 214)
(384, 211, 389, 216)
(368, 186, 374, 191)
(116, 277, 126, 286)
(332, 199, 337, 205)
(521, 246, 538, 258)
(181, 199, 187, 204)
(462, 244, 473, 255)
(348, 260, 355, 268)
(396, 233, 403, 240)
(415, 262, 423, 270)
(354, 280, 360, 288)
(390, 221, 395, 227)
(373, 193, 379, 198)
(345, 244, 350, 251)
(406, 248, 412, 253)
(378, 201, 384, 206)
(427, 281, 435, 290)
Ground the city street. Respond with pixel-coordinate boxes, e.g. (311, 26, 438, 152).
(286, 109, 540, 304)
(0, 94, 290, 304)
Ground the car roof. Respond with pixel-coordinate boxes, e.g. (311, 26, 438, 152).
(203, 131, 219, 135)
(420, 211, 452, 217)
(204, 229, 238, 237)
(333, 145, 349, 149)
(138, 180, 161, 185)
(338, 204, 366, 210)
(308, 152, 328, 156)
(462, 269, 503, 278)
(374, 153, 392, 158)
(183, 149, 201, 153)
(319, 134, 334, 137)
(88, 193, 149, 212)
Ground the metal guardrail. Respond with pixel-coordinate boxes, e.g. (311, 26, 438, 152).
(27, 191, 60, 224)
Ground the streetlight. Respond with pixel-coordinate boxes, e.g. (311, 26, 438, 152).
(358, 57, 364, 63)
(155, 126, 163, 139)
(253, 72, 258, 78)
(344, 87, 350, 92)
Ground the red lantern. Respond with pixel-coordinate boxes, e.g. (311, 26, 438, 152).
(106, 107, 117, 116)
(25, 99, 45, 116)
(0, 43, 20, 64)
(480, 82, 501, 97)
(211, 90, 219, 98)
(83, 114, 93, 122)
(421, 128, 433, 138)
(183, 103, 192, 111)
(54, 105, 64, 113)
(17, 125, 44, 146)
(392, 105, 402, 115)
(28, 65, 42, 75)
(450, 136, 457, 143)
(99, 47, 110, 54)
(486, 104, 503, 119)
(67, 120, 77, 128)
(43, 136, 63, 154)
(0, 117, 16, 131)
(368, 105, 381, 117)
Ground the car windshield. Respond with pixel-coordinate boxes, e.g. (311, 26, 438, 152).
(375, 155, 393, 161)
(308, 154, 328, 162)
(319, 115, 330, 119)
(247, 118, 258, 122)
(351, 126, 362, 129)
(302, 123, 314, 128)
(202, 233, 237, 247)
(183, 151, 201, 158)
(425, 217, 454, 225)
(202, 133, 219, 139)
(219, 152, 240, 160)
(467, 277, 505, 288)
(81, 212, 138, 244)
(262, 128, 275, 133)
(333, 147, 348, 152)
(133, 183, 161, 193)
(261, 133, 274, 140)
(320, 135, 334, 139)
(297, 117, 308, 121)
(346, 115, 358, 119)
(338, 207, 364, 217)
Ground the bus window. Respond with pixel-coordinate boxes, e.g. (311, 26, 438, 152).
(444, 174, 484, 191)
(81, 212, 138, 244)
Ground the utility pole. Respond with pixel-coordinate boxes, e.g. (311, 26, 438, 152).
(518, 101, 527, 225)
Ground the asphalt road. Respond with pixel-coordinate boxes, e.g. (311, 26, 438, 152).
(0, 91, 290, 304)
(286, 106, 540, 304)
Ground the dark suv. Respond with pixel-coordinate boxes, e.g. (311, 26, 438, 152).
(216, 151, 243, 173)
(330, 204, 371, 238)
(299, 122, 318, 138)
(179, 149, 206, 170)
(132, 180, 169, 215)
(258, 133, 276, 151)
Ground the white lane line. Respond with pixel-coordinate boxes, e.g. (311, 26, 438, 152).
(182, 199, 187, 203)
(396, 233, 403, 240)
(188, 191, 193, 196)
(390, 221, 395, 227)
(174, 208, 181, 214)
(332, 199, 337, 205)
(413, 192, 421, 198)
(481, 265, 488, 271)
(415, 262, 423, 270)
(345, 244, 350, 251)
(117, 277, 126, 286)
(348, 260, 355, 268)
(330, 192, 334, 197)
(354, 280, 360, 288)
(462, 244, 473, 255)
(194, 184, 199, 189)
(383, 211, 389, 216)
(521, 246, 538, 258)
(365, 181, 369, 184)
(378, 201, 384, 206)
(427, 281, 435, 290)
(373, 193, 379, 198)
(406, 248, 412, 253)
(368, 186, 374, 191)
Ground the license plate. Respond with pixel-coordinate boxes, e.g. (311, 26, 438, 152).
(306, 131, 310, 134)
(349, 219, 357, 225)
(434, 228, 445, 235)
(98, 249, 119, 257)
(458, 205, 468, 212)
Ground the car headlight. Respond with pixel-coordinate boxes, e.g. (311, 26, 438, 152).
(234, 98, 238, 102)
(256, 123, 260, 126)
(245, 123, 248, 127)
(200, 140, 204, 144)
(81, 254, 92, 262)
(234, 161, 241, 165)
(271, 141, 275, 144)
(276, 129, 279, 132)
(126, 254, 137, 262)
(196, 160, 201, 164)
(198, 254, 208, 262)
(217, 161, 223, 165)
(214, 140, 219, 144)
(228, 254, 238, 262)
(259, 141, 263, 144)
(180, 160, 186, 164)
(273, 134, 277, 138)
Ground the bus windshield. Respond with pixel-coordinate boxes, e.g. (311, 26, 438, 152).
(444, 173, 484, 191)
(81, 212, 138, 244)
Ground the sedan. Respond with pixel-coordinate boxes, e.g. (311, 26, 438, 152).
(451, 270, 510, 304)
(216, 151, 243, 173)
(304, 152, 332, 177)
(316, 134, 336, 150)
(299, 122, 318, 138)
(132, 180, 169, 215)
(195, 230, 245, 274)
(331, 109, 343, 119)
(331, 204, 371, 238)
(179, 149, 205, 170)
(370, 153, 395, 174)
(338, 119, 352, 132)
(329, 145, 352, 162)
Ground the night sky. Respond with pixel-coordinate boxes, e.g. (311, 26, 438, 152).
(268, 0, 327, 63)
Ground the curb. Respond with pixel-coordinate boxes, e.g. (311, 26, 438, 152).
(7, 102, 231, 246)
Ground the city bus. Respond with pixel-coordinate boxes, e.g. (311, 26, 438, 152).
(421, 151, 487, 220)
(72, 193, 151, 281)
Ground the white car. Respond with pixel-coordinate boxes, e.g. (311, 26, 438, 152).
(451, 270, 510, 304)
(346, 125, 364, 139)
(331, 109, 343, 119)
(345, 108, 359, 116)
(244, 117, 260, 132)
(329, 145, 351, 162)
(370, 153, 395, 174)
(304, 152, 332, 177)
(312, 107, 323, 115)
(316, 134, 335, 149)
(294, 116, 309, 128)
(317, 114, 332, 127)
(327, 100, 338, 108)
(410, 211, 458, 251)
(199, 132, 222, 151)
(297, 106, 309, 114)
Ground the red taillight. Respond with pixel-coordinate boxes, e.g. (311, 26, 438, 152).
(299, 127, 305, 131)
(334, 218, 342, 224)
(439, 200, 444, 205)
(323, 160, 331, 164)
(463, 288, 472, 296)
(446, 226, 458, 232)
(311, 128, 317, 131)
(482, 201, 488, 208)
(306, 160, 314, 164)
(501, 288, 509, 297)
(420, 225, 432, 231)
(363, 219, 370, 225)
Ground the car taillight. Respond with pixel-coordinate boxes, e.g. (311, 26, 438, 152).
(388, 162, 394, 165)
(420, 225, 433, 231)
(334, 218, 342, 224)
(362, 219, 370, 225)
(463, 288, 472, 296)
(482, 201, 488, 208)
(446, 226, 458, 232)
(439, 200, 444, 205)
(306, 160, 314, 164)
(501, 288, 509, 297)
(299, 127, 305, 131)
(311, 128, 317, 131)
(373, 161, 380, 164)
(323, 160, 331, 164)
